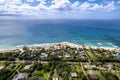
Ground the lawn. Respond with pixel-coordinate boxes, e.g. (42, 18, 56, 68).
(74, 65, 82, 72)
(0, 62, 4, 66)
(86, 50, 96, 59)
(6, 63, 20, 71)
(33, 70, 50, 80)
(86, 70, 105, 80)
(113, 72, 120, 80)
(71, 64, 85, 80)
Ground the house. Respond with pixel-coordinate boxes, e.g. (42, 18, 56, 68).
(64, 54, 70, 58)
(29, 76, 44, 80)
(79, 53, 87, 58)
(52, 78, 58, 80)
(23, 46, 29, 51)
(0, 66, 4, 70)
(91, 65, 97, 70)
(114, 52, 120, 58)
(69, 72, 77, 80)
(40, 53, 48, 58)
(13, 73, 27, 80)
(104, 64, 112, 70)
(24, 65, 31, 70)
(84, 65, 88, 69)
(8, 64, 15, 68)
(99, 67, 106, 71)
(58, 55, 63, 58)
(71, 72, 77, 77)
(84, 64, 97, 70)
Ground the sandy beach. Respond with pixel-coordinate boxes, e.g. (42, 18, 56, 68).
(0, 42, 119, 52)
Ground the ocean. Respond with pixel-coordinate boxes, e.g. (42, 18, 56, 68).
(0, 19, 120, 49)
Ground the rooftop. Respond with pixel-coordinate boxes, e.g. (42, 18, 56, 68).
(24, 65, 31, 70)
(0, 66, 4, 70)
(71, 72, 77, 77)
(53, 78, 58, 80)
(14, 73, 27, 80)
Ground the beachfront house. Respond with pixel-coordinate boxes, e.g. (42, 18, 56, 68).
(23, 46, 29, 51)
(114, 52, 120, 58)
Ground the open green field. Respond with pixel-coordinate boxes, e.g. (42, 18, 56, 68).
(86, 70, 105, 80)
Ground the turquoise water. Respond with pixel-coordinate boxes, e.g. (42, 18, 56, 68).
(0, 19, 120, 49)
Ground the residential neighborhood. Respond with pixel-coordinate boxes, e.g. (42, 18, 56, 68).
(0, 43, 120, 80)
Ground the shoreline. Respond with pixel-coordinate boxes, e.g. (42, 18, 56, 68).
(0, 42, 119, 51)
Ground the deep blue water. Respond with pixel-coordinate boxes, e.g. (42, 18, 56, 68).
(0, 19, 120, 49)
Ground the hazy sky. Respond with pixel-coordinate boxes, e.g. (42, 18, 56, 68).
(0, 0, 120, 19)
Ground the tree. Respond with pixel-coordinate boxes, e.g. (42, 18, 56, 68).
(36, 63, 43, 71)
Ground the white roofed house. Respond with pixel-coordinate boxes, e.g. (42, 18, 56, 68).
(79, 52, 87, 58)
(23, 65, 31, 70)
(69, 72, 77, 80)
(104, 63, 112, 70)
(71, 72, 77, 77)
(52, 78, 58, 80)
(56, 53, 63, 58)
(57, 55, 63, 58)
(13, 73, 28, 80)
(64, 54, 70, 58)
(40, 53, 48, 58)
(0, 66, 4, 70)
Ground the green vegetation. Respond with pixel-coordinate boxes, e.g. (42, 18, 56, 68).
(0, 44, 120, 80)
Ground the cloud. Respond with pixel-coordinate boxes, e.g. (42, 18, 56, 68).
(0, 0, 119, 17)
(49, 0, 71, 10)
(26, 0, 35, 2)
(103, 1, 116, 11)
(88, 0, 95, 2)
(0, 0, 5, 3)
(71, 1, 80, 10)
(78, 1, 116, 12)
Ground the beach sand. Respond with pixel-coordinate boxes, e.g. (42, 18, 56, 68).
(0, 42, 119, 52)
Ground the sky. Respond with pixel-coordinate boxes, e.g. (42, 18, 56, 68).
(0, 0, 120, 19)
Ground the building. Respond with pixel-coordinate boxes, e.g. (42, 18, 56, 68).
(69, 72, 77, 80)
(24, 65, 31, 70)
(40, 53, 48, 58)
(52, 78, 58, 80)
(29, 76, 44, 80)
(64, 54, 70, 58)
(0, 66, 4, 70)
(71, 72, 77, 77)
(23, 46, 29, 51)
(13, 73, 27, 80)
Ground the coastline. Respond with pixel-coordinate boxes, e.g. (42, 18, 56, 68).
(0, 42, 119, 51)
